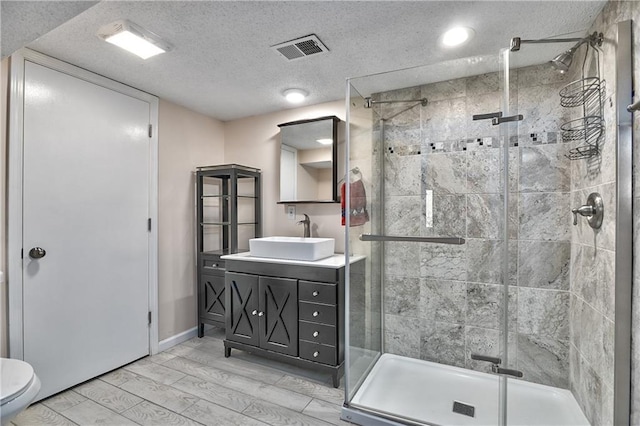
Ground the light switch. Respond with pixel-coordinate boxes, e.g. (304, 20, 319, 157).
(287, 205, 296, 220)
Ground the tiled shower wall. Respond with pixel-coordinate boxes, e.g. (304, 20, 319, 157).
(377, 64, 575, 388)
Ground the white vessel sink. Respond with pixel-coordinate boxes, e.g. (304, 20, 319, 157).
(249, 237, 335, 261)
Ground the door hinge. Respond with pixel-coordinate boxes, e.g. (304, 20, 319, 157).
(148, 311, 152, 326)
(148, 124, 152, 138)
(148, 218, 152, 232)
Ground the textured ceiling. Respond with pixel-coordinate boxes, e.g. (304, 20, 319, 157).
(5, 1, 606, 121)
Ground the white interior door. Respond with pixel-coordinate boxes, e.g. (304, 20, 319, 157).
(22, 60, 151, 399)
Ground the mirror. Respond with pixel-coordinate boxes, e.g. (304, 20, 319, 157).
(278, 116, 340, 203)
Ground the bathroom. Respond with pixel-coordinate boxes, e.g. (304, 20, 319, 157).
(1, 1, 640, 425)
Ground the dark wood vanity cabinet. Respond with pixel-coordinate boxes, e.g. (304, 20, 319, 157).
(223, 258, 357, 387)
(226, 272, 298, 356)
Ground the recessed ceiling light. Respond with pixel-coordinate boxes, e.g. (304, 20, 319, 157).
(441, 27, 474, 47)
(316, 138, 333, 145)
(283, 89, 308, 104)
(98, 20, 172, 59)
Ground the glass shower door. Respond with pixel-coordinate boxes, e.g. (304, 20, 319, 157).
(344, 54, 512, 425)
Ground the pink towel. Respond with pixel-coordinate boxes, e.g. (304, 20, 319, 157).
(341, 180, 369, 226)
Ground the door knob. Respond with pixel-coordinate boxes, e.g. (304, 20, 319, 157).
(29, 247, 46, 259)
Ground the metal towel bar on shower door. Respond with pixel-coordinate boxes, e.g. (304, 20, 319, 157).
(359, 234, 465, 245)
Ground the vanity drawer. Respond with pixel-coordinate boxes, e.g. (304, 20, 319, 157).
(299, 340, 337, 365)
(201, 258, 225, 271)
(299, 302, 336, 326)
(299, 281, 336, 305)
(299, 320, 336, 346)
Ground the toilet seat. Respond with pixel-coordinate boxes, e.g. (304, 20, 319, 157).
(1, 358, 36, 404)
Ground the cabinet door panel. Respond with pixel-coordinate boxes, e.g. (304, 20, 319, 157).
(226, 272, 259, 345)
(259, 277, 298, 356)
(201, 273, 225, 323)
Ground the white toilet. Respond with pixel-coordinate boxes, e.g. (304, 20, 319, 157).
(0, 358, 41, 425)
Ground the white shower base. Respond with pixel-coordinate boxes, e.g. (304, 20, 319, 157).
(347, 354, 589, 426)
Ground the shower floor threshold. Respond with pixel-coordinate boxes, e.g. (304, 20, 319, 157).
(348, 354, 589, 426)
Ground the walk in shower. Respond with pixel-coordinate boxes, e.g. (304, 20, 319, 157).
(342, 19, 633, 426)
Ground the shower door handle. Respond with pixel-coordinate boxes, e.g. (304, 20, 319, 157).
(359, 234, 465, 245)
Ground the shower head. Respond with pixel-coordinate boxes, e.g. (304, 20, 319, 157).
(550, 50, 575, 73)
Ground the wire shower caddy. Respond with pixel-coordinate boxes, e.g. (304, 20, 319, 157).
(559, 33, 604, 160)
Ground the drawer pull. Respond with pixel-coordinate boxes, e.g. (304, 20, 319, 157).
(313, 351, 319, 358)
(252, 310, 258, 316)
(313, 311, 319, 317)
(313, 331, 319, 338)
(312, 291, 319, 297)
(258, 311, 264, 317)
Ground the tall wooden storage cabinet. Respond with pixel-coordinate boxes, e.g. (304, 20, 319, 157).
(196, 164, 261, 336)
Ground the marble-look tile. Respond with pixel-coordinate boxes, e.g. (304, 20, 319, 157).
(120, 375, 199, 413)
(74, 379, 143, 413)
(99, 367, 138, 387)
(384, 314, 420, 358)
(466, 72, 500, 97)
(519, 192, 571, 241)
(517, 84, 570, 136)
(423, 97, 467, 141)
(569, 343, 581, 396)
(121, 401, 202, 425)
(466, 239, 503, 285)
(384, 127, 421, 149)
(602, 317, 615, 391)
(519, 145, 570, 192)
(508, 147, 519, 193)
(275, 375, 344, 406)
(570, 294, 582, 357)
(518, 241, 570, 290)
(578, 355, 604, 426)
(467, 149, 501, 194)
(60, 400, 138, 425)
(172, 375, 255, 413)
(384, 196, 421, 236)
(302, 398, 347, 426)
(596, 182, 616, 252)
(421, 279, 466, 323)
(467, 194, 502, 239)
(598, 248, 615, 321)
(420, 242, 466, 281)
(242, 399, 332, 426)
(423, 152, 467, 194)
(517, 63, 570, 88)
(42, 390, 87, 413)
(124, 357, 186, 385)
(376, 86, 422, 127)
(421, 78, 466, 102)
(517, 288, 569, 340)
(182, 399, 268, 426)
(465, 326, 500, 373)
(422, 194, 466, 238)
(466, 92, 501, 138)
(516, 334, 569, 389)
(466, 283, 516, 330)
(384, 242, 420, 278)
(384, 275, 420, 316)
(12, 404, 77, 426)
(384, 153, 421, 196)
(420, 321, 465, 368)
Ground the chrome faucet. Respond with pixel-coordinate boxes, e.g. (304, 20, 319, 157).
(297, 214, 311, 238)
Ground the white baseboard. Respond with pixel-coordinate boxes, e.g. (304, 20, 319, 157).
(158, 327, 199, 352)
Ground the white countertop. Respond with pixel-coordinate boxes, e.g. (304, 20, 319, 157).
(221, 252, 366, 269)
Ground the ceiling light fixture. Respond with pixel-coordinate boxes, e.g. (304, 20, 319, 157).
(283, 89, 308, 104)
(316, 138, 333, 145)
(441, 27, 475, 47)
(97, 20, 172, 59)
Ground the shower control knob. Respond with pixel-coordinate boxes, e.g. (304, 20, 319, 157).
(312, 291, 319, 297)
(252, 310, 258, 316)
(29, 247, 46, 259)
(312, 311, 319, 317)
(313, 351, 319, 358)
(313, 331, 319, 338)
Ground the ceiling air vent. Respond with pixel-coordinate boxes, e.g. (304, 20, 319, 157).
(271, 34, 329, 61)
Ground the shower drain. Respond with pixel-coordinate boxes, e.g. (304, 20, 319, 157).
(452, 401, 476, 418)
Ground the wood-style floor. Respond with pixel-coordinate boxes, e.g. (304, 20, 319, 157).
(11, 328, 349, 426)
